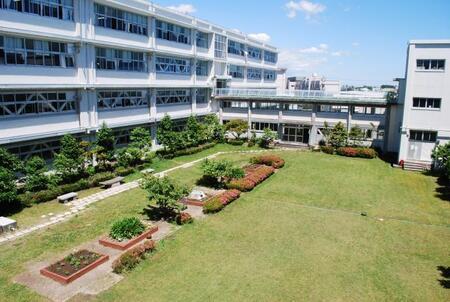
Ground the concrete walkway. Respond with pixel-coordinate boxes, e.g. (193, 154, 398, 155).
(0, 149, 291, 245)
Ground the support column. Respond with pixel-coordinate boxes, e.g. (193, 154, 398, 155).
(191, 88, 197, 115)
(150, 124, 157, 150)
(247, 101, 252, 139)
(278, 106, 283, 140)
(347, 105, 353, 133)
(218, 101, 223, 124)
(309, 104, 318, 146)
(150, 88, 157, 119)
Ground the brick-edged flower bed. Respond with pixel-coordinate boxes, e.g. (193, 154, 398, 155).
(226, 165, 275, 192)
(40, 250, 109, 284)
(99, 225, 159, 251)
(336, 147, 377, 159)
(203, 190, 241, 213)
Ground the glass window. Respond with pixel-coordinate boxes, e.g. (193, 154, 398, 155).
(228, 40, 245, 56)
(247, 68, 262, 80)
(228, 65, 244, 78)
(247, 46, 262, 60)
(95, 3, 147, 35)
(264, 70, 276, 81)
(264, 50, 277, 63)
(214, 34, 227, 59)
(155, 56, 191, 75)
(95, 47, 146, 72)
(97, 90, 147, 110)
(196, 88, 209, 103)
(196, 31, 208, 48)
(1, 0, 74, 21)
(252, 122, 278, 132)
(319, 105, 348, 113)
(156, 89, 191, 105)
(410, 130, 437, 142)
(283, 103, 313, 112)
(155, 20, 191, 44)
(252, 102, 279, 110)
(412, 97, 441, 109)
(222, 101, 248, 108)
(196, 60, 209, 76)
(416, 59, 445, 71)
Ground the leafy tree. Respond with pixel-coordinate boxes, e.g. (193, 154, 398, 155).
(25, 156, 49, 192)
(130, 127, 152, 150)
(349, 125, 365, 146)
(432, 142, 450, 179)
(258, 128, 278, 148)
(203, 114, 224, 142)
(0, 167, 21, 215)
(54, 134, 85, 183)
(0, 147, 23, 173)
(201, 159, 244, 186)
(94, 122, 115, 170)
(185, 115, 202, 147)
(157, 114, 174, 151)
(225, 119, 248, 140)
(140, 175, 189, 219)
(116, 147, 143, 168)
(329, 122, 348, 148)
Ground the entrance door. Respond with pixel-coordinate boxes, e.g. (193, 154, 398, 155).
(282, 124, 310, 144)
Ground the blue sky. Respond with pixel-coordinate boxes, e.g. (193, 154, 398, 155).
(156, 0, 450, 86)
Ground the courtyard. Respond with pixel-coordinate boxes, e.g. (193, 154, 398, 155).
(0, 149, 449, 301)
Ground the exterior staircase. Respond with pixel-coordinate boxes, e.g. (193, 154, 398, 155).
(402, 160, 432, 172)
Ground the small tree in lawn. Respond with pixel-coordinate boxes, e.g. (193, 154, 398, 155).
(130, 127, 152, 150)
(0, 147, 23, 173)
(0, 167, 21, 215)
(201, 159, 244, 187)
(140, 175, 189, 220)
(225, 119, 248, 140)
(157, 114, 174, 151)
(349, 125, 365, 146)
(25, 156, 49, 192)
(329, 122, 348, 148)
(258, 128, 278, 148)
(203, 114, 224, 142)
(95, 122, 115, 170)
(185, 115, 202, 147)
(54, 134, 85, 183)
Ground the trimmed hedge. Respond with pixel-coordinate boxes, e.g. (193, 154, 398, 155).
(227, 139, 245, 146)
(112, 240, 156, 274)
(203, 189, 241, 214)
(157, 142, 217, 159)
(320, 146, 334, 154)
(250, 155, 285, 169)
(203, 198, 224, 214)
(336, 147, 377, 159)
(175, 212, 193, 225)
(227, 165, 275, 192)
(115, 166, 136, 177)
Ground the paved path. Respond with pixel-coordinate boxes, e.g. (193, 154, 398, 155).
(0, 149, 294, 245)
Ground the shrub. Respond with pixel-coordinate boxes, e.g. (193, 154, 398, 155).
(336, 147, 377, 159)
(88, 172, 116, 187)
(320, 146, 334, 154)
(112, 240, 156, 274)
(329, 122, 348, 148)
(258, 128, 278, 148)
(115, 166, 136, 177)
(227, 165, 275, 192)
(203, 197, 225, 214)
(0, 168, 21, 215)
(116, 147, 143, 168)
(250, 155, 285, 169)
(336, 147, 358, 157)
(59, 179, 90, 194)
(157, 142, 216, 159)
(25, 156, 50, 192)
(356, 148, 378, 159)
(109, 217, 146, 241)
(226, 178, 256, 192)
(175, 212, 193, 225)
(216, 189, 241, 205)
(201, 159, 244, 186)
(227, 139, 245, 146)
(54, 134, 86, 183)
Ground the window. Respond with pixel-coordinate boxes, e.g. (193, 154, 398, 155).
(156, 56, 191, 75)
(96, 48, 146, 72)
(196, 60, 209, 76)
(97, 90, 147, 110)
(247, 68, 262, 80)
(252, 122, 278, 132)
(156, 89, 191, 105)
(252, 102, 279, 110)
(0, 91, 76, 118)
(264, 50, 277, 63)
(1, 0, 74, 21)
(412, 97, 441, 109)
(416, 59, 445, 71)
(196, 88, 209, 103)
(410, 130, 437, 142)
(228, 65, 244, 78)
(222, 101, 248, 108)
(196, 31, 208, 48)
(215, 34, 227, 59)
(155, 20, 191, 44)
(0, 35, 75, 67)
(283, 103, 313, 112)
(319, 105, 348, 113)
(247, 46, 262, 60)
(94, 3, 148, 36)
(353, 107, 386, 115)
(264, 70, 276, 81)
(228, 40, 245, 56)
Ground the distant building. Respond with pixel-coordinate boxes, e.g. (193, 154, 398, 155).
(287, 74, 341, 94)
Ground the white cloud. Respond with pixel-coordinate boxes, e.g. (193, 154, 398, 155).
(352, 42, 360, 47)
(248, 33, 271, 43)
(279, 49, 328, 74)
(285, 0, 326, 19)
(167, 4, 196, 15)
(331, 51, 350, 57)
(299, 43, 328, 54)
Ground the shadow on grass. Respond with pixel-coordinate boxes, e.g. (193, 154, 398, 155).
(195, 176, 223, 189)
(437, 266, 450, 289)
(141, 206, 177, 222)
(422, 171, 450, 203)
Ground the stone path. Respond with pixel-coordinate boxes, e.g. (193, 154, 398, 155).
(0, 149, 295, 245)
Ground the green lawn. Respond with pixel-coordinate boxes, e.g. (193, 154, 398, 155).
(0, 151, 449, 301)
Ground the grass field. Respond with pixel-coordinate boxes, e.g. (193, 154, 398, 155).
(0, 150, 449, 301)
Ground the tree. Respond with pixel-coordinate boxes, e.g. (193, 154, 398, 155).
(203, 114, 224, 142)
(157, 114, 174, 151)
(258, 128, 278, 148)
(432, 142, 450, 179)
(225, 119, 248, 140)
(130, 127, 152, 150)
(0, 147, 23, 173)
(94, 122, 115, 170)
(185, 115, 202, 147)
(0, 167, 20, 215)
(116, 147, 143, 168)
(54, 134, 86, 183)
(349, 125, 365, 146)
(25, 156, 49, 192)
(329, 122, 348, 148)
(201, 159, 244, 186)
(140, 175, 189, 219)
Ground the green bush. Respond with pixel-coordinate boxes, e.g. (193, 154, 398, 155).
(157, 142, 216, 159)
(203, 198, 225, 214)
(320, 146, 334, 154)
(227, 139, 245, 146)
(88, 172, 116, 187)
(115, 166, 136, 177)
(112, 240, 156, 274)
(59, 179, 90, 193)
(110, 217, 146, 241)
(0, 168, 21, 215)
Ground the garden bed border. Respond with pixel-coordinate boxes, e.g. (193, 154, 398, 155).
(99, 225, 159, 251)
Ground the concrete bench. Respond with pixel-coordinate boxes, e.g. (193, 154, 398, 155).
(141, 168, 155, 175)
(0, 217, 17, 234)
(99, 176, 124, 189)
(57, 192, 78, 204)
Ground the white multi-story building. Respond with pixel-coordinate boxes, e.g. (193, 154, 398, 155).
(0, 0, 280, 159)
(388, 40, 450, 164)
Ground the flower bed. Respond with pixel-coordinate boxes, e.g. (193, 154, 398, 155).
(250, 155, 285, 168)
(336, 147, 377, 159)
(227, 165, 275, 192)
(40, 250, 109, 284)
(99, 225, 159, 251)
(203, 189, 241, 214)
(112, 240, 156, 274)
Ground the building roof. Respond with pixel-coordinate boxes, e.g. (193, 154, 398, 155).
(409, 39, 450, 45)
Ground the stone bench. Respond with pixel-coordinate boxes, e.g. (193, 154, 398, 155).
(57, 192, 78, 204)
(0, 217, 17, 234)
(141, 168, 155, 175)
(99, 176, 124, 189)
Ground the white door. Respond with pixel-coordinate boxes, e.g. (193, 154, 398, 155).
(407, 141, 422, 160)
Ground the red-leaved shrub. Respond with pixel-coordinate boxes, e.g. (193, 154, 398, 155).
(250, 155, 285, 169)
(336, 147, 377, 159)
(112, 240, 156, 273)
(176, 212, 193, 225)
(227, 165, 275, 192)
(203, 190, 241, 213)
